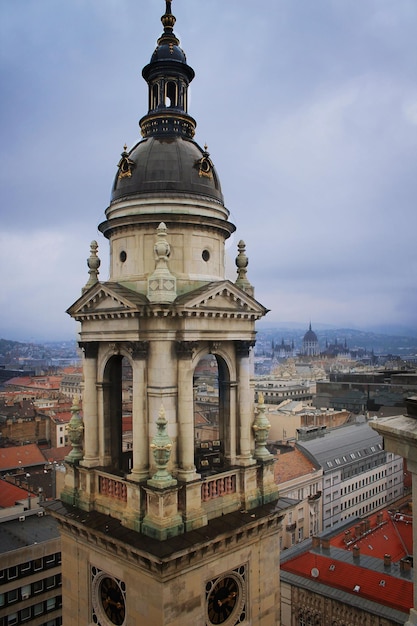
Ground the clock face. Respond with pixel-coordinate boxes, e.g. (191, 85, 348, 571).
(206, 575, 241, 625)
(92, 568, 126, 626)
(99, 577, 126, 625)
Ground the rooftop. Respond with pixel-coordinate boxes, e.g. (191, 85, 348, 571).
(0, 510, 60, 553)
(281, 505, 413, 619)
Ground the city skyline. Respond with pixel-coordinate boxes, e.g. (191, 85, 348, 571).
(1, 0, 416, 341)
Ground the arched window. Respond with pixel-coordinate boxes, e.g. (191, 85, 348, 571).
(165, 81, 177, 107)
(152, 83, 159, 110)
(194, 354, 231, 473)
(102, 355, 133, 473)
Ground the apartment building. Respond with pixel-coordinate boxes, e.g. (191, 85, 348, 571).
(0, 508, 62, 626)
(297, 421, 404, 529)
(274, 446, 323, 549)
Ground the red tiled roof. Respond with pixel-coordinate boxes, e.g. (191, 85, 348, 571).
(0, 481, 37, 507)
(0, 444, 46, 471)
(274, 447, 317, 484)
(330, 510, 412, 561)
(281, 550, 412, 614)
(51, 412, 71, 424)
(42, 446, 72, 463)
(281, 505, 413, 615)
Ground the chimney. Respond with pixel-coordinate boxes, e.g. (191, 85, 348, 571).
(400, 558, 412, 573)
(321, 538, 330, 550)
(352, 545, 360, 559)
(312, 536, 320, 549)
(354, 524, 361, 538)
(377, 512, 383, 525)
(384, 554, 391, 567)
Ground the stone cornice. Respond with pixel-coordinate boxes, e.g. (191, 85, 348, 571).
(44, 500, 282, 581)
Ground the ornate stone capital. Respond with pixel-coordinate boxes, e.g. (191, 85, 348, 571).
(126, 341, 149, 360)
(235, 340, 255, 359)
(79, 341, 99, 359)
(175, 341, 198, 359)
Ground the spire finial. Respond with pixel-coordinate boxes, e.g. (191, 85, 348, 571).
(161, 0, 176, 33)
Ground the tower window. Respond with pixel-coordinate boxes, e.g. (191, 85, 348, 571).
(202, 249, 210, 262)
(120, 251, 127, 263)
(166, 81, 177, 107)
(152, 83, 159, 109)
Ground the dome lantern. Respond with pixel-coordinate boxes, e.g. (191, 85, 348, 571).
(140, 0, 196, 139)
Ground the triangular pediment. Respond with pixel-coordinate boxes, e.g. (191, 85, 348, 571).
(175, 281, 268, 318)
(67, 282, 148, 319)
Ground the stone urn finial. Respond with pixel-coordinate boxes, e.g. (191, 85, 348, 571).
(253, 392, 273, 461)
(235, 240, 254, 296)
(65, 396, 84, 464)
(83, 240, 101, 293)
(147, 223, 177, 303)
(148, 404, 177, 488)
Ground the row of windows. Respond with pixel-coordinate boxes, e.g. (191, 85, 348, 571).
(325, 444, 383, 468)
(0, 596, 62, 625)
(339, 496, 389, 523)
(341, 485, 385, 509)
(0, 554, 61, 585)
(341, 455, 386, 479)
(341, 471, 386, 494)
(0, 574, 61, 608)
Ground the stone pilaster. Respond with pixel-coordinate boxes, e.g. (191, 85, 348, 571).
(176, 341, 199, 482)
(235, 341, 256, 466)
(371, 407, 417, 621)
(79, 342, 99, 468)
(128, 342, 150, 482)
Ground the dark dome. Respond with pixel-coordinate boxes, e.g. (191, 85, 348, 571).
(111, 136, 223, 204)
(150, 43, 187, 63)
(303, 329, 318, 342)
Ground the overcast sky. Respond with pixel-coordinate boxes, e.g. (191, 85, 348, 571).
(1, 0, 416, 341)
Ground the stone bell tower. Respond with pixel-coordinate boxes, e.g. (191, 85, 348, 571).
(47, 3, 282, 625)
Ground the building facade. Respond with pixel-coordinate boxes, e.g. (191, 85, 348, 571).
(0, 509, 62, 626)
(47, 3, 281, 625)
(297, 422, 404, 529)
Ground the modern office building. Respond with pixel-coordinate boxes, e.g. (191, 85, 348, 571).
(296, 421, 404, 529)
(0, 508, 62, 626)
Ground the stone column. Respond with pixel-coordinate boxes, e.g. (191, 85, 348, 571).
(176, 341, 199, 482)
(370, 402, 417, 625)
(128, 342, 149, 482)
(79, 342, 99, 468)
(235, 341, 256, 465)
(147, 337, 177, 474)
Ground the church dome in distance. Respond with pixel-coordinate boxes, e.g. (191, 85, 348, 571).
(303, 324, 318, 343)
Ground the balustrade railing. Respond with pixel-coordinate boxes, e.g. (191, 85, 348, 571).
(98, 474, 127, 502)
(201, 472, 237, 502)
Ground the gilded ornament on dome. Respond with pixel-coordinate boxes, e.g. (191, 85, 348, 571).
(117, 145, 135, 180)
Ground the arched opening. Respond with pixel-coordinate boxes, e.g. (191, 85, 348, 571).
(102, 355, 133, 474)
(152, 83, 159, 110)
(165, 80, 177, 107)
(194, 354, 230, 474)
